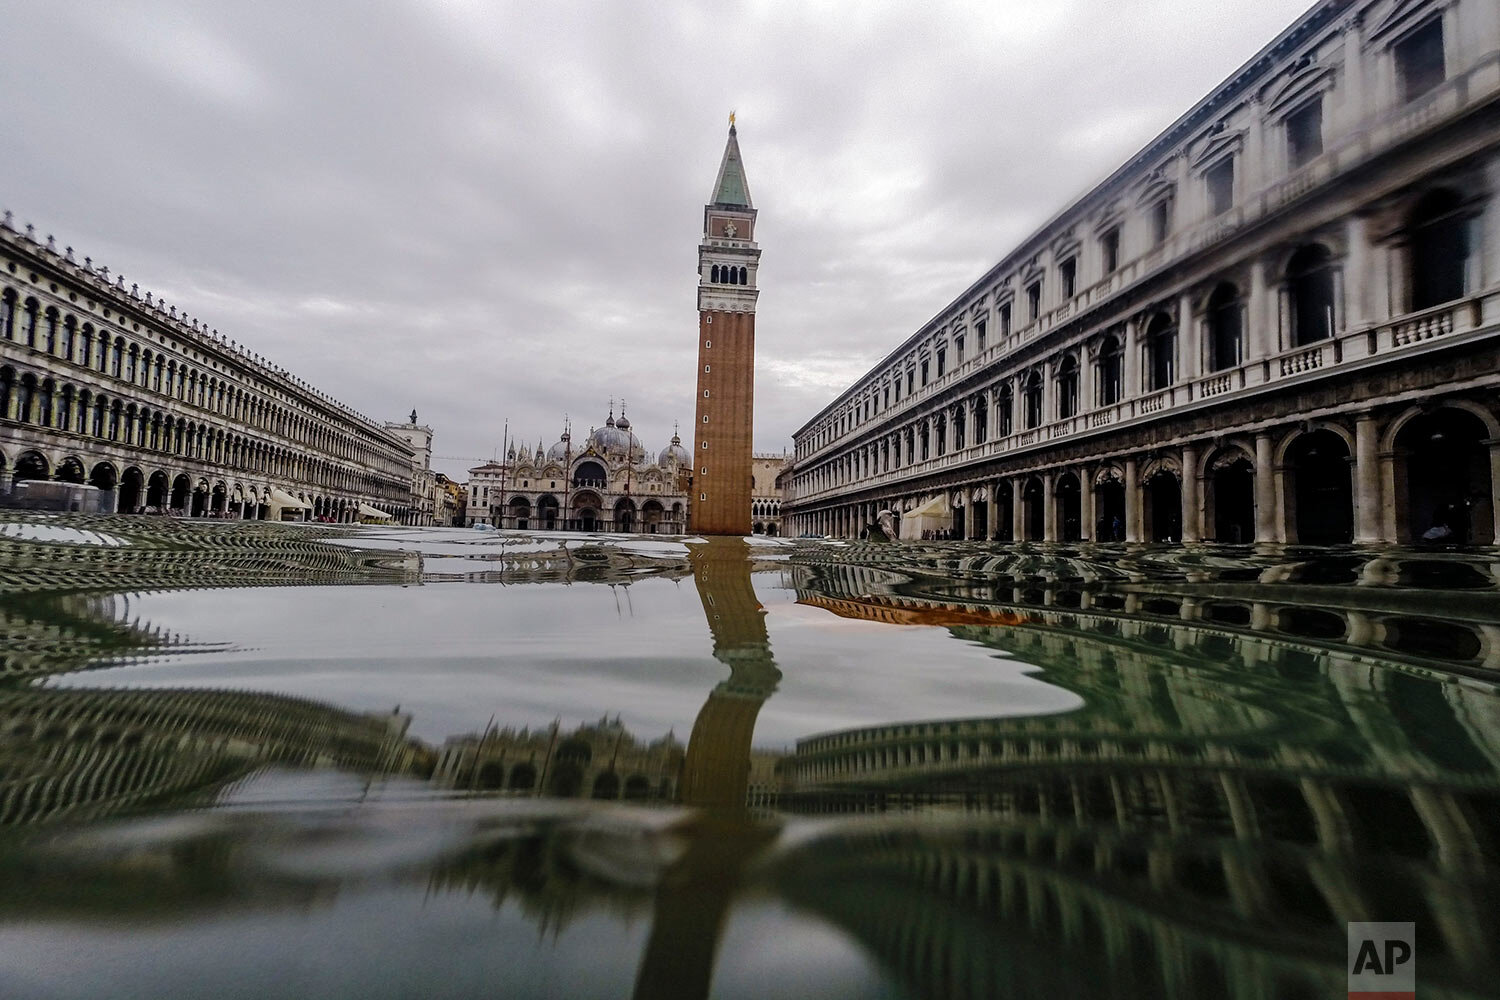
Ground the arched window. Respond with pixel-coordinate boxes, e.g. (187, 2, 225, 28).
(21, 298, 38, 348)
(1287, 244, 1335, 346)
(953, 407, 965, 449)
(997, 385, 1014, 436)
(935, 413, 947, 456)
(0, 290, 15, 340)
(904, 426, 915, 464)
(1407, 189, 1469, 311)
(974, 395, 988, 443)
(920, 421, 930, 461)
(1097, 335, 1123, 405)
(1145, 313, 1175, 390)
(1057, 356, 1079, 418)
(711, 264, 720, 282)
(1207, 282, 1242, 371)
(61, 317, 76, 361)
(739, 266, 748, 284)
(43, 308, 58, 354)
(1023, 371, 1044, 429)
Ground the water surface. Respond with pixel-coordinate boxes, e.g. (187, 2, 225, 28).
(1, 514, 1497, 999)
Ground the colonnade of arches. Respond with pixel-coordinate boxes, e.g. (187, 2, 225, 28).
(0, 446, 412, 523)
(794, 183, 1478, 496)
(496, 492, 686, 533)
(791, 400, 1500, 546)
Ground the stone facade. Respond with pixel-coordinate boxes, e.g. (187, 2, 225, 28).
(0, 220, 416, 521)
(751, 452, 788, 535)
(463, 407, 690, 531)
(383, 412, 438, 526)
(784, 0, 1500, 546)
(692, 122, 760, 535)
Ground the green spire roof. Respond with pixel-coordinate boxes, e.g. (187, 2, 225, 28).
(711, 124, 753, 208)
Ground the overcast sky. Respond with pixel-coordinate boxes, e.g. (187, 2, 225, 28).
(2, 0, 1311, 480)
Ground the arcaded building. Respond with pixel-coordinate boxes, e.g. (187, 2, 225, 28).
(0, 218, 416, 520)
(784, 0, 1500, 545)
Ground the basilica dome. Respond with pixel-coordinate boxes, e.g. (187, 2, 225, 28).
(589, 409, 645, 462)
(658, 431, 689, 469)
(546, 431, 572, 462)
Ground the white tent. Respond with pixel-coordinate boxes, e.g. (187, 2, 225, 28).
(899, 495, 952, 540)
(268, 487, 311, 522)
(357, 502, 394, 522)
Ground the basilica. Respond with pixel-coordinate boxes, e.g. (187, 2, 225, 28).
(464, 406, 690, 532)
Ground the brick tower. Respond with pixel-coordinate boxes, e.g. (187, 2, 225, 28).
(690, 117, 759, 536)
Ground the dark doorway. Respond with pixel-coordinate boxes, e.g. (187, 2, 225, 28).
(996, 487, 1014, 542)
(1057, 474, 1081, 541)
(1210, 457, 1255, 543)
(1146, 472, 1182, 542)
(1289, 431, 1353, 544)
(1095, 480, 1126, 540)
(13, 451, 48, 483)
(971, 500, 988, 540)
(147, 471, 168, 508)
(952, 505, 965, 540)
(171, 475, 191, 511)
(120, 467, 144, 513)
(89, 463, 118, 514)
(1396, 409, 1491, 544)
(1023, 479, 1045, 541)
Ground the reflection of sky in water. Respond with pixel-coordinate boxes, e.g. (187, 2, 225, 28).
(53, 572, 1081, 746)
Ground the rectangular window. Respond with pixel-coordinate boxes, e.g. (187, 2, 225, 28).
(907, 371, 914, 394)
(1060, 258, 1077, 299)
(936, 348, 946, 378)
(1396, 18, 1445, 103)
(1101, 228, 1120, 275)
(1285, 99, 1323, 169)
(1206, 158, 1234, 216)
(1152, 199, 1172, 245)
(920, 360, 929, 386)
(975, 319, 986, 351)
(1026, 281, 1042, 322)
(999, 303, 1011, 337)
(955, 335, 964, 364)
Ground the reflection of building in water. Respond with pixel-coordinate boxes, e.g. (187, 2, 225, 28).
(433, 715, 684, 802)
(773, 552, 1500, 998)
(0, 687, 426, 827)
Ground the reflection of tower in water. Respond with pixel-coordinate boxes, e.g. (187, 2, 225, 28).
(679, 537, 782, 809)
(633, 537, 781, 1000)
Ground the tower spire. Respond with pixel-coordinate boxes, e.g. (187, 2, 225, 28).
(711, 119, 752, 208)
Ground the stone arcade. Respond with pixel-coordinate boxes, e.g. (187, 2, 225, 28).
(783, 0, 1500, 546)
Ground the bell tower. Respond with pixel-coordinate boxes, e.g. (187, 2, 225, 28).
(690, 116, 760, 536)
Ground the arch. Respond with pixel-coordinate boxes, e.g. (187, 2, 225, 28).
(1283, 430, 1353, 543)
(1206, 282, 1243, 371)
(476, 762, 506, 790)
(1144, 312, 1175, 390)
(13, 450, 49, 483)
(536, 494, 560, 530)
(573, 460, 607, 487)
(1093, 467, 1126, 540)
(623, 775, 651, 800)
(614, 497, 637, 533)
(1392, 407, 1494, 544)
(1022, 477, 1045, 541)
(1205, 447, 1255, 543)
(89, 462, 118, 512)
(1023, 371, 1044, 429)
(590, 772, 620, 799)
(1056, 355, 1080, 419)
(1055, 471, 1082, 541)
(507, 762, 537, 791)
(146, 471, 169, 508)
(508, 495, 532, 530)
(642, 499, 665, 533)
(1143, 468, 1182, 542)
(997, 384, 1014, 437)
(1287, 243, 1335, 346)
(547, 762, 585, 798)
(119, 467, 145, 513)
(1406, 188, 1470, 311)
(171, 474, 192, 512)
(55, 456, 87, 484)
(211, 481, 228, 514)
(1096, 334, 1124, 405)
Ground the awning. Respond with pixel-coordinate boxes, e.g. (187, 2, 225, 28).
(269, 487, 311, 510)
(905, 495, 949, 519)
(357, 502, 394, 521)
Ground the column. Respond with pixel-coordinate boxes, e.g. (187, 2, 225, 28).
(986, 486, 999, 540)
(1254, 432, 1277, 543)
(1485, 158, 1500, 290)
(1179, 292, 1199, 384)
(1124, 457, 1141, 543)
(1078, 467, 1094, 541)
(1354, 412, 1382, 543)
(1181, 443, 1201, 542)
(1011, 478, 1025, 541)
(1123, 317, 1141, 400)
(1248, 256, 1273, 361)
(1042, 471, 1057, 541)
(1345, 214, 1370, 330)
(1490, 442, 1500, 547)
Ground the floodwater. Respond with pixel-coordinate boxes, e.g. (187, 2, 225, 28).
(1, 515, 1498, 1000)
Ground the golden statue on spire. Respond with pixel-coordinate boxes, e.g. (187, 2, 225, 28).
(728, 110, 736, 127)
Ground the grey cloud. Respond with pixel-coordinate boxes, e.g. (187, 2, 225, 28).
(3, 0, 1308, 477)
